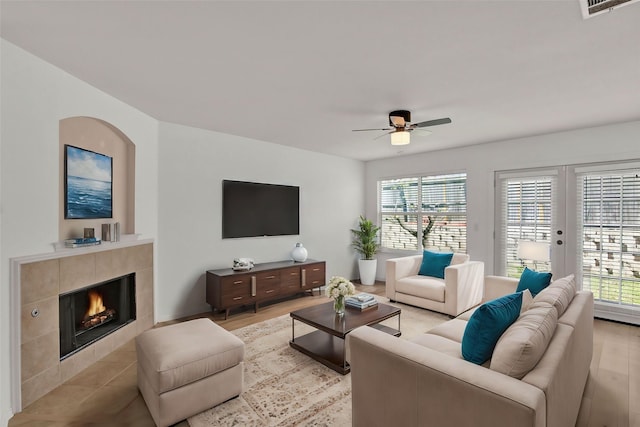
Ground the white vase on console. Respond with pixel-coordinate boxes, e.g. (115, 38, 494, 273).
(291, 243, 308, 262)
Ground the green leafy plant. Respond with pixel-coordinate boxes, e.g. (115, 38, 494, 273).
(351, 215, 380, 260)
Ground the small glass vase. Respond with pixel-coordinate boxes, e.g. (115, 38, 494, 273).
(334, 295, 346, 316)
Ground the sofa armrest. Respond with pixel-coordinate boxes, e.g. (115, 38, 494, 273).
(347, 326, 545, 427)
(444, 261, 484, 316)
(483, 275, 519, 302)
(385, 255, 422, 299)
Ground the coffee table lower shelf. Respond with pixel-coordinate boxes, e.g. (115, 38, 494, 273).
(289, 323, 400, 375)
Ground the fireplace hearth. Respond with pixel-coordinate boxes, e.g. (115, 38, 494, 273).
(59, 273, 136, 360)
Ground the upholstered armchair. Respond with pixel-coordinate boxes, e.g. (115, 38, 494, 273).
(386, 253, 484, 316)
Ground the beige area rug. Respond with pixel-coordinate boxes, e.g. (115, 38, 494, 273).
(188, 299, 450, 427)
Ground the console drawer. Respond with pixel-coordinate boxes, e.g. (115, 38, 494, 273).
(255, 271, 281, 298)
(280, 267, 302, 293)
(302, 262, 325, 289)
(220, 276, 253, 306)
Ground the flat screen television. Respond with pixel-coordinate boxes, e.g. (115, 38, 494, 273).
(222, 180, 299, 238)
(64, 145, 113, 219)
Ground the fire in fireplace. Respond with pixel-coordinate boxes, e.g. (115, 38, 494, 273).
(80, 290, 116, 330)
(59, 273, 136, 360)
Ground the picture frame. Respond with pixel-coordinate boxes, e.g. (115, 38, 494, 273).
(64, 145, 113, 219)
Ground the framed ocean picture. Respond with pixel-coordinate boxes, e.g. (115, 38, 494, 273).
(64, 145, 113, 219)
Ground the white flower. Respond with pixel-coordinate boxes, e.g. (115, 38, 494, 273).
(325, 276, 355, 299)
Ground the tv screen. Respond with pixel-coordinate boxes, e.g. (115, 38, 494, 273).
(222, 180, 299, 238)
(64, 145, 113, 219)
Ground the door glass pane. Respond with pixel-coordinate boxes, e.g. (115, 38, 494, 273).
(503, 178, 553, 277)
(579, 172, 640, 307)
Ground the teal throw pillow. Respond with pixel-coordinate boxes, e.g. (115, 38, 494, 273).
(418, 250, 454, 279)
(461, 292, 523, 365)
(516, 267, 552, 297)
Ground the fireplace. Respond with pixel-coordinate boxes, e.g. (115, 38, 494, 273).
(59, 273, 136, 360)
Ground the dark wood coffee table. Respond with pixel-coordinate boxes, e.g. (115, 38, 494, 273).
(289, 300, 401, 374)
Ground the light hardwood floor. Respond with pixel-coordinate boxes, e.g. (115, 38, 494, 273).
(8, 283, 640, 427)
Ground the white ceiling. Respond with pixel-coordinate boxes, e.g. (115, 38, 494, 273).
(2, 1, 639, 161)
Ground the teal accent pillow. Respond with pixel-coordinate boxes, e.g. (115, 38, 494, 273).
(516, 267, 552, 297)
(418, 250, 454, 279)
(461, 292, 523, 365)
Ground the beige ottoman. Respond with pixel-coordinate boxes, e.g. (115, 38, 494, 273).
(135, 318, 244, 427)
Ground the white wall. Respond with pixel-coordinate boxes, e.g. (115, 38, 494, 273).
(366, 120, 640, 279)
(156, 122, 365, 321)
(0, 40, 159, 424)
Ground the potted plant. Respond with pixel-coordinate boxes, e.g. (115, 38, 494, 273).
(351, 215, 380, 285)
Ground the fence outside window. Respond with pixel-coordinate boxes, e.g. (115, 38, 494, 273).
(379, 173, 467, 253)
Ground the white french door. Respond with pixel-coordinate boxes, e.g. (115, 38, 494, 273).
(495, 167, 569, 279)
(496, 162, 640, 325)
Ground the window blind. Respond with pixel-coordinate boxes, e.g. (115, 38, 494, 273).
(496, 171, 557, 277)
(577, 169, 640, 309)
(379, 173, 466, 252)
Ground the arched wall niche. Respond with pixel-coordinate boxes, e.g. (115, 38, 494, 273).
(59, 117, 136, 241)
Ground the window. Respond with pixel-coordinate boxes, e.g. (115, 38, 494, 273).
(379, 173, 467, 252)
(577, 167, 640, 308)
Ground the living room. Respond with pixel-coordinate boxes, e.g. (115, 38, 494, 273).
(1, 1, 639, 426)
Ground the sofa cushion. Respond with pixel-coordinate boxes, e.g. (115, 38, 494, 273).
(521, 288, 534, 312)
(490, 302, 558, 379)
(516, 267, 552, 296)
(396, 275, 445, 302)
(532, 274, 576, 317)
(457, 305, 479, 321)
(461, 292, 523, 365)
(418, 250, 454, 279)
(427, 318, 468, 343)
(410, 333, 463, 359)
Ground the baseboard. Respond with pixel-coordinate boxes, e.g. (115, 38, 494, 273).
(1, 407, 12, 427)
(594, 302, 640, 326)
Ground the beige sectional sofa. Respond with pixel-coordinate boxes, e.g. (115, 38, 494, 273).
(347, 274, 594, 427)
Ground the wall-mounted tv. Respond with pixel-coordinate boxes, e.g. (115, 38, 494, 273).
(222, 180, 299, 238)
(64, 145, 113, 219)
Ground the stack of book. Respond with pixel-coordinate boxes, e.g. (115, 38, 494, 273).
(346, 293, 378, 310)
(64, 237, 102, 248)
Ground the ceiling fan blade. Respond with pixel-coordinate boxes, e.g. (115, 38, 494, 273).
(352, 127, 393, 132)
(409, 128, 432, 136)
(412, 117, 452, 128)
(373, 131, 395, 140)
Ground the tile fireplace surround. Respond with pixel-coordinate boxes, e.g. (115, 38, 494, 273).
(9, 239, 154, 412)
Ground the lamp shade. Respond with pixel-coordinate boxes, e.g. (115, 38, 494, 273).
(390, 131, 410, 145)
(517, 240, 550, 262)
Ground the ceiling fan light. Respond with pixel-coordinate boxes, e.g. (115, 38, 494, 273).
(391, 131, 410, 146)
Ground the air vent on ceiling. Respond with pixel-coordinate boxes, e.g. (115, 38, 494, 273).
(580, 0, 640, 18)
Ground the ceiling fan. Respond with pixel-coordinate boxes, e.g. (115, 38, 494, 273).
(352, 110, 452, 145)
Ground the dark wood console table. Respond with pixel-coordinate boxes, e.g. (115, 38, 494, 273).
(206, 259, 326, 319)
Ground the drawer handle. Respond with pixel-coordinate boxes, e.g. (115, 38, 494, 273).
(302, 269, 306, 287)
(312, 280, 319, 284)
(233, 280, 243, 285)
(313, 268, 320, 271)
(290, 272, 297, 276)
(251, 276, 256, 297)
(233, 296, 243, 301)
(265, 275, 276, 279)
(266, 289, 275, 294)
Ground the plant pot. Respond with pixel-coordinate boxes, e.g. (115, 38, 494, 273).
(358, 259, 377, 285)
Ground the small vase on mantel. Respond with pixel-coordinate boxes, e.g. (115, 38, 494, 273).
(291, 243, 308, 262)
